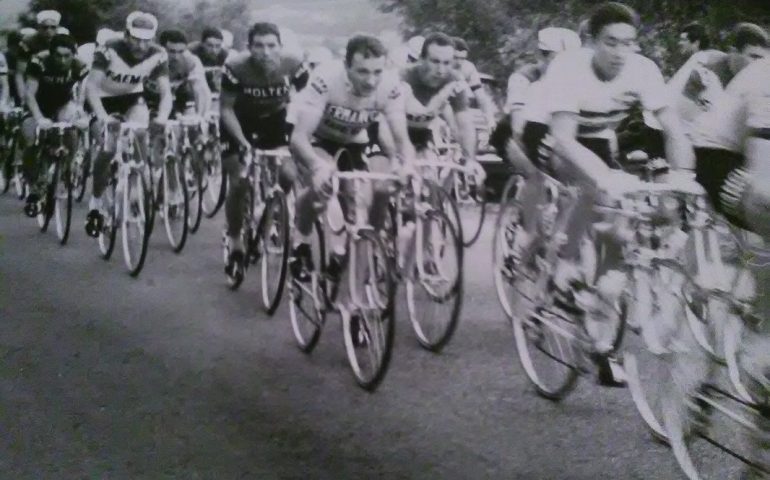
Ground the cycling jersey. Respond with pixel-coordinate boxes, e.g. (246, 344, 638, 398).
(543, 48, 668, 161)
(222, 51, 306, 119)
(400, 64, 469, 132)
(26, 51, 88, 117)
(692, 58, 770, 153)
(292, 61, 404, 145)
(506, 63, 545, 114)
(189, 42, 227, 92)
(456, 59, 482, 91)
(90, 38, 169, 99)
(145, 50, 204, 112)
(77, 42, 96, 69)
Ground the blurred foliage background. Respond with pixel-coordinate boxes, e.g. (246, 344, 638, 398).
(375, 0, 770, 79)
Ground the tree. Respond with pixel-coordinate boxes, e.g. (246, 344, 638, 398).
(374, 0, 770, 79)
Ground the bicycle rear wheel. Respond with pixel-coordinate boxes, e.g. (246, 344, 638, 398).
(289, 221, 326, 352)
(98, 182, 118, 260)
(37, 160, 58, 233)
(54, 161, 73, 245)
(259, 191, 290, 314)
(185, 153, 203, 234)
(161, 157, 189, 253)
(121, 170, 151, 276)
(343, 229, 396, 391)
(406, 207, 463, 352)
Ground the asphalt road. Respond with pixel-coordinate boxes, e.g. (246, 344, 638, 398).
(0, 194, 716, 479)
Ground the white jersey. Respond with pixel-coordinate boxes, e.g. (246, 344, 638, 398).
(292, 61, 404, 144)
(77, 43, 96, 69)
(692, 58, 770, 152)
(543, 48, 669, 141)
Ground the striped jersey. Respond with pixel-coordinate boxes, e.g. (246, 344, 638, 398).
(292, 61, 404, 144)
(90, 39, 169, 98)
(543, 48, 668, 140)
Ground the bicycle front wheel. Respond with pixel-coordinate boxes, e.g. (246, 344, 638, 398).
(343, 229, 396, 391)
(121, 170, 151, 276)
(406, 207, 464, 352)
(73, 130, 90, 202)
(288, 221, 326, 352)
(259, 191, 290, 315)
(37, 161, 59, 233)
(185, 153, 203, 234)
(98, 182, 118, 260)
(54, 161, 73, 244)
(492, 176, 524, 319)
(161, 157, 189, 253)
(202, 147, 226, 217)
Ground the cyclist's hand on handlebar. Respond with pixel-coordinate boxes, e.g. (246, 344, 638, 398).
(311, 159, 334, 199)
(37, 117, 53, 129)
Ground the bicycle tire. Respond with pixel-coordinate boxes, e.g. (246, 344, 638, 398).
(37, 159, 59, 233)
(54, 160, 73, 245)
(186, 153, 204, 234)
(98, 181, 118, 260)
(342, 229, 396, 391)
(406, 207, 464, 352)
(202, 149, 226, 218)
(259, 191, 290, 315)
(161, 157, 190, 253)
(74, 132, 90, 203)
(289, 220, 327, 352)
(122, 169, 151, 276)
(492, 176, 523, 319)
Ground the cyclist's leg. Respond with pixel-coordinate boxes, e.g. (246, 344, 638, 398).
(125, 100, 151, 164)
(220, 125, 248, 254)
(55, 102, 80, 160)
(20, 115, 40, 195)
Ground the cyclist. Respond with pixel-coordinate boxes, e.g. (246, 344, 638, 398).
(666, 23, 769, 137)
(147, 29, 211, 117)
(189, 28, 229, 94)
(19, 34, 87, 214)
(83, 11, 172, 237)
(289, 34, 415, 281)
(2, 31, 23, 106)
(15, 10, 63, 103)
(452, 36, 497, 129)
(219, 22, 308, 280)
(541, 2, 693, 384)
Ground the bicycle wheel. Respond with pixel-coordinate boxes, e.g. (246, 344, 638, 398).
(289, 220, 326, 352)
(37, 160, 58, 233)
(492, 176, 524, 318)
(0, 144, 10, 194)
(98, 181, 118, 260)
(121, 169, 151, 276)
(185, 153, 203, 234)
(512, 307, 581, 401)
(406, 207, 464, 352)
(54, 161, 73, 245)
(202, 147, 226, 217)
(343, 229, 396, 391)
(259, 191, 290, 315)
(73, 132, 90, 203)
(457, 176, 488, 247)
(161, 157, 189, 253)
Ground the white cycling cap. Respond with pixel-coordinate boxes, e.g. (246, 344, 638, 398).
(20, 27, 37, 38)
(406, 35, 425, 60)
(36, 10, 61, 26)
(537, 27, 581, 52)
(126, 11, 158, 40)
(56, 26, 70, 35)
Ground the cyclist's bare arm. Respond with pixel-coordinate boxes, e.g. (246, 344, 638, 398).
(289, 106, 325, 171)
(76, 78, 88, 111)
(24, 77, 46, 122)
(652, 106, 695, 170)
(383, 107, 415, 167)
(14, 59, 27, 104)
(550, 111, 611, 186)
(219, 88, 249, 148)
(85, 70, 110, 121)
(454, 108, 477, 162)
(155, 75, 173, 122)
(190, 74, 212, 115)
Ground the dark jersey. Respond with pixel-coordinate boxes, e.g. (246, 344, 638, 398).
(221, 52, 307, 118)
(26, 51, 88, 114)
